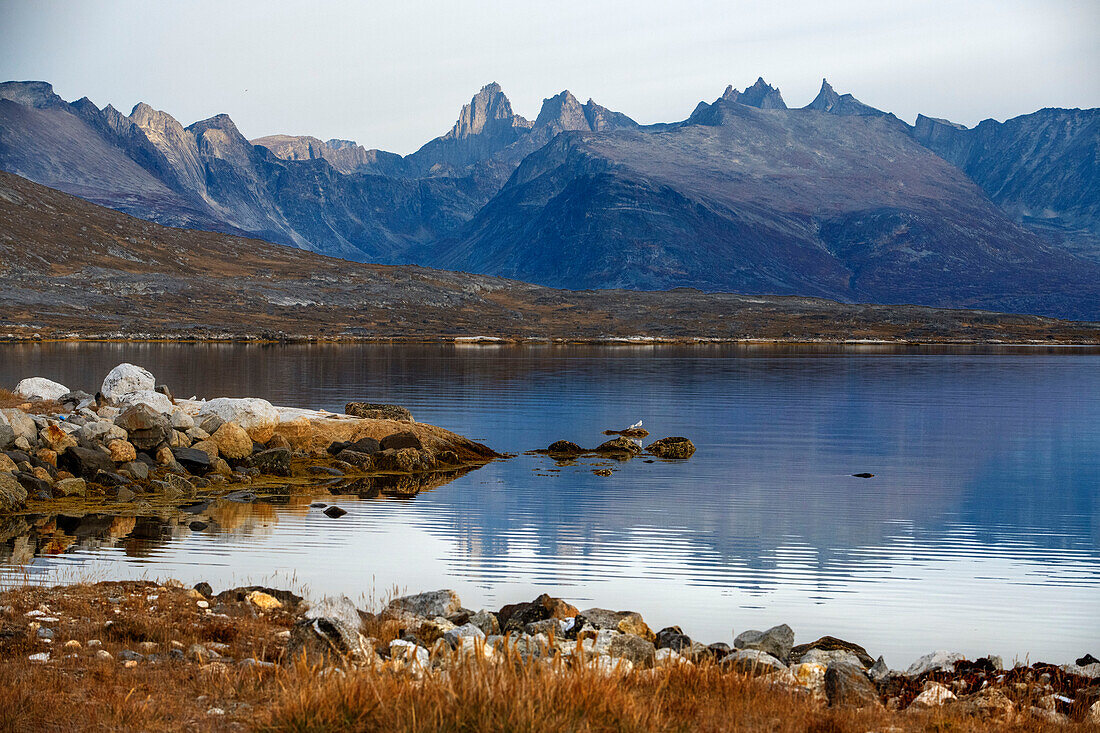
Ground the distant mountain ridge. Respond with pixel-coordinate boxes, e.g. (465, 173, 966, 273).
(0, 77, 1097, 318)
(428, 97, 1098, 317)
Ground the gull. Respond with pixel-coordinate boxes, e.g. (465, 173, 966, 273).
(629, 420, 643, 429)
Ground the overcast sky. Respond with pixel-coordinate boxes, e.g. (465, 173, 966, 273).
(2, 0, 1097, 154)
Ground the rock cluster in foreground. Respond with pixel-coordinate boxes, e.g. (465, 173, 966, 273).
(1, 363, 496, 513)
(3, 581, 1098, 726)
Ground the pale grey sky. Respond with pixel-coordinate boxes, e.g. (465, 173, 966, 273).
(2, 0, 1097, 154)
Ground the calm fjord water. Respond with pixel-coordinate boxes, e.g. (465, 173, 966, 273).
(2, 343, 1098, 666)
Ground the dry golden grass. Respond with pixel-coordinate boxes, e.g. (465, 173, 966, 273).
(0, 581, 1095, 732)
(0, 389, 60, 413)
(3, 658, 1089, 733)
(255, 659, 1092, 733)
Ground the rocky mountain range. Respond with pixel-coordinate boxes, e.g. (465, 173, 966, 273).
(3, 169, 1096, 343)
(0, 78, 1097, 318)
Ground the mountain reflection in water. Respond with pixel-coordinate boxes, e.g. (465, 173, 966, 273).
(0, 343, 1097, 666)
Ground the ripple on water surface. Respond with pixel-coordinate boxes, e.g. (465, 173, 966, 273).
(1, 343, 1098, 666)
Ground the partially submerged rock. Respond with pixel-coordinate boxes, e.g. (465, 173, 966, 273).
(646, 436, 696, 459)
(546, 440, 584, 456)
(0, 474, 27, 512)
(594, 437, 642, 457)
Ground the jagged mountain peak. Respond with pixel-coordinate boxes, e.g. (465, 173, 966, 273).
(0, 80, 66, 109)
(447, 82, 528, 139)
(716, 78, 785, 109)
(534, 90, 588, 130)
(807, 78, 840, 110)
(533, 91, 639, 133)
(128, 101, 184, 131)
(187, 113, 241, 136)
(804, 79, 886, 118)
(582, 98, 639, 131)
(739, 77, 787, 109)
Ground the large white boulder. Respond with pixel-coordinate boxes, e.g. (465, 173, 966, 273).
(14, 377, 69, 402)
(117, 390, 174, 414)
(196, 397, 279, 442)
(101, 363, 155, 403)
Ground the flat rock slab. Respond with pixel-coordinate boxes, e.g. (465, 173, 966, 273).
(345, 403, 413, 421)
(268, 411, 497, 463)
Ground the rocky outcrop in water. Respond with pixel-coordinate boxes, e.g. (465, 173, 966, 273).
(0, 363, 496, 514)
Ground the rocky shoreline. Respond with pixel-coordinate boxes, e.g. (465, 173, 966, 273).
(4, 334, 1100, 346)
(0, 363, 497, 515)
(2, 581, 1098, 727)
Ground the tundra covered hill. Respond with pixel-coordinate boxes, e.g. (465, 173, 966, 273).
(0, 170, 1096, 343)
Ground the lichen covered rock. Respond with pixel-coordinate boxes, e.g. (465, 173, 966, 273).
(100, 363, 155, 403)
(14, 377, 69, 402)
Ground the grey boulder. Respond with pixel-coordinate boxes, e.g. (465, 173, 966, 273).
(905, 650, 966, 677)
(287, 595, 373, 664)
(386, 589, 462, 619)
(825, 662, 880, 707)
(609, 633, 656, 668)
(733, 623, 794, 663)
(721, 648, 788, 675)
